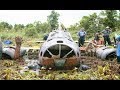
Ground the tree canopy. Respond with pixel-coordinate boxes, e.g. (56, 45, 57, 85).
(0, 10, 120, 40)
(47, 10, 60, 30)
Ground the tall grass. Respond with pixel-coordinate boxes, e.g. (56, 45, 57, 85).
(0, 29, 120, 46)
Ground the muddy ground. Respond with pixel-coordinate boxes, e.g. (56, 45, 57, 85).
(0, 55, 120, 80)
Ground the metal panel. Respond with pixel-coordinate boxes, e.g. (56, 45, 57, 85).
(39, 30, 81, 69)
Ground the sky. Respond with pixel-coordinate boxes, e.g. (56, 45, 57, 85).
(0, 10, 101, 28)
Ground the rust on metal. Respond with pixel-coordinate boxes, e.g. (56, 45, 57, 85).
(39, 29, 81, 69)
(41, 57, 55, 68)
(64, 57, 78, 69)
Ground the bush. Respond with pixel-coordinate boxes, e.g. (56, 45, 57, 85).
(25, 27, 38, 38)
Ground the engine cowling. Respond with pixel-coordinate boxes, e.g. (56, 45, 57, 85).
(39, 30, 81, 69)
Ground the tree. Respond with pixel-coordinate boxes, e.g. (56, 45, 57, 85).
(33, 21, 42, 33)
(119, 10, 120, 20)
(60, 23, 66, 30)
(41, 22, 51, 33)
(47, 10, 60, 30)
(79, 13, 99, 38)
(0, 21, 13, 30)
(25, 23, 34, 28)
(68, 12, 105, 39)
(100, 10, 118, 31)
(25, 27, 38, 38)
(116, 10, 120, 30)
(68, 24, 80, 40)
(34, 21, 51, 33)
(14, 24, 24, 31)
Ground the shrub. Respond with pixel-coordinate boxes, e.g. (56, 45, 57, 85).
(25, 27, 38, 38)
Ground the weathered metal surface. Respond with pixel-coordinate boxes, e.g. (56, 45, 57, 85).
(96, 46, 116, 60)
(2, 47, 26, 59)
(39, 30, 81, 69)
(2, 37, 26, 60)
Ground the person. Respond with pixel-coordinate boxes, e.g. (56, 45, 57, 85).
(101, 26, 112, 46)
(43, 34, 49, 41)
(116, 35, 120, 63)
(94, 31, 101, 45)
(77, 28, 87, 47)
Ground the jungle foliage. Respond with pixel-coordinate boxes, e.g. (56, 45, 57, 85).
(0, 10, 120, 41)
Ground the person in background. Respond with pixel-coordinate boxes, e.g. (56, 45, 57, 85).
(43, 34, 49, 41)
(101, 26, 112, 46)
(115, 35, 120, 63)
(77, 28, 87, 47)
(94, 31, 101, 45)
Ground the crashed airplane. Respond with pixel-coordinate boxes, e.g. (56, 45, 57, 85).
(39, 29, 81, 69)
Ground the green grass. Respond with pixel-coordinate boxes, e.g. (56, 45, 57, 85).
(0, 29, 120, 46)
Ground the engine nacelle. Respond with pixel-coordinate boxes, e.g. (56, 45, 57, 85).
(39, 30, 81, 69)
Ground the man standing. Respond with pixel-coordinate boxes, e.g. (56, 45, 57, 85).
(77, 28, 87, 47)
(101, 26, 112, 46)
(116, 35, 120, 63)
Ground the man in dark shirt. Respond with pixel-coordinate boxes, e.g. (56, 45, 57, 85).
(101, 26, 112, 46)
(43, 34, 49, 41)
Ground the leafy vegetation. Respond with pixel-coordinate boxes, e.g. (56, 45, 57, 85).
(0, 56, 120, 80)
(47, 10, 60, 30)
(0, 10, 120, 41)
